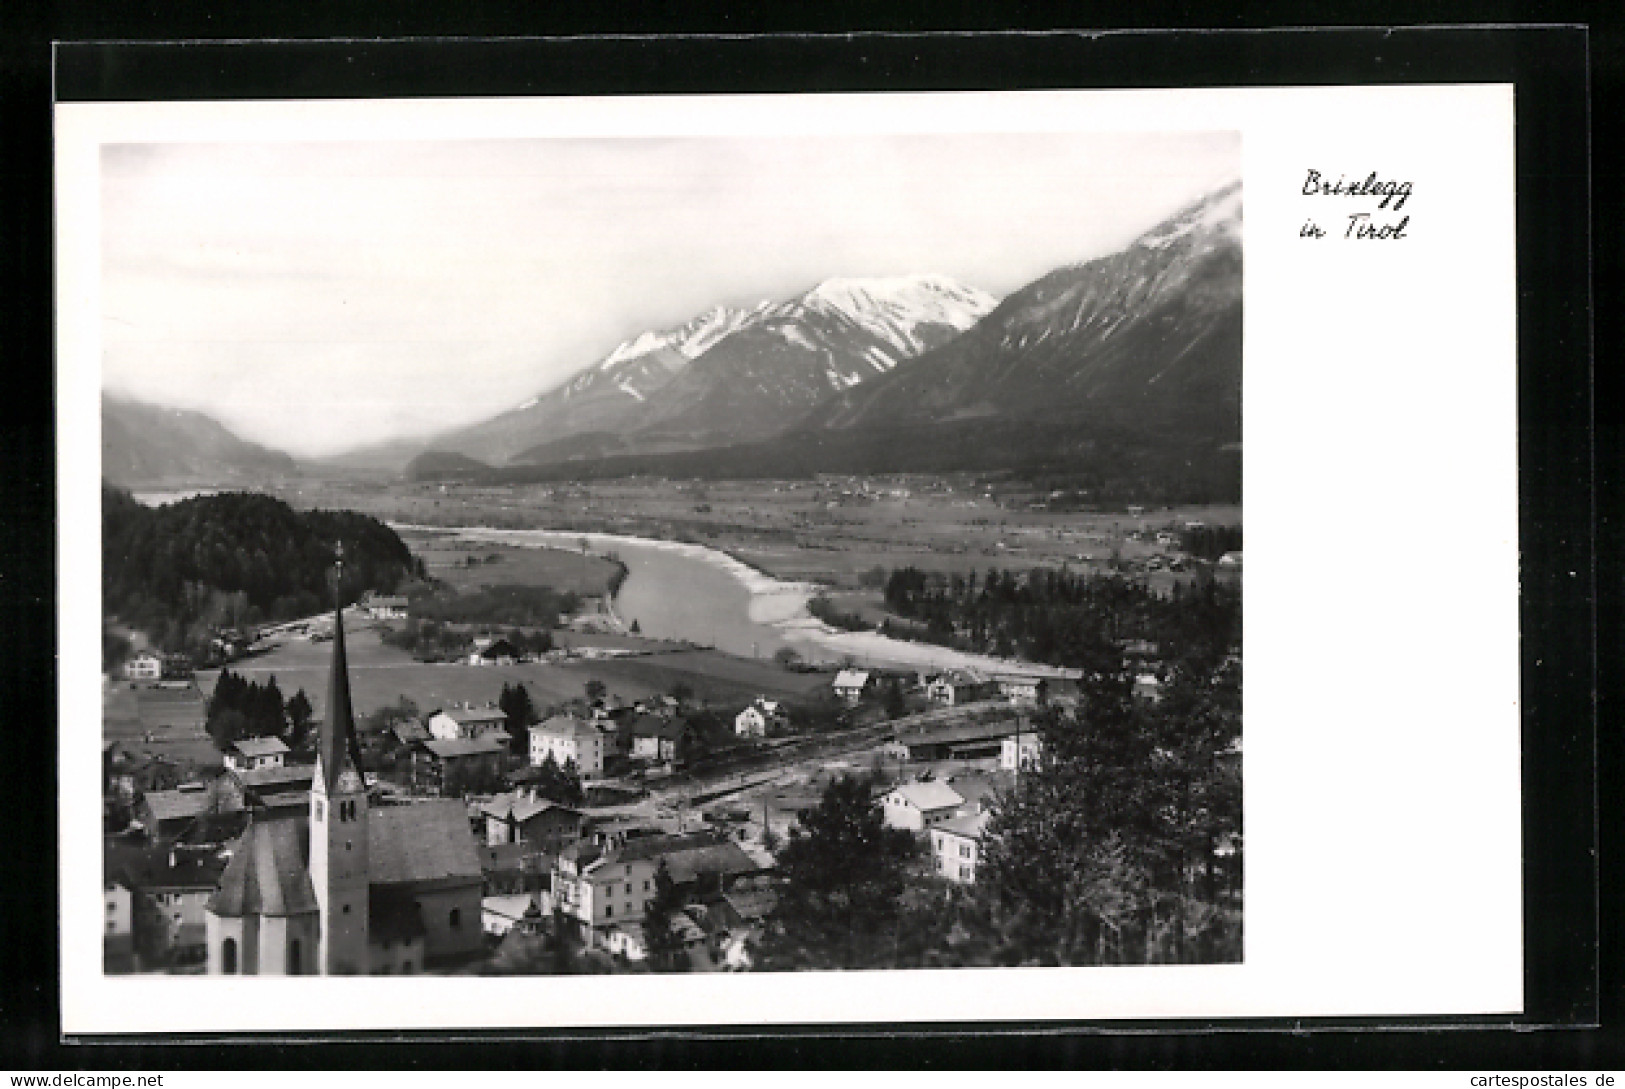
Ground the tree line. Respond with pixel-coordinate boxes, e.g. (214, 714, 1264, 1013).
(205, 668, 314, 752)
(102, 487, 421, 653)
(881, 564, 1240, 673)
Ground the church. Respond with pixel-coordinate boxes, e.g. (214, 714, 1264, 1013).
(204, 565, 485, 975)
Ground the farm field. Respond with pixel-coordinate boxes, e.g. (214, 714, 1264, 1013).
(271, 475, 1240, 594)
(402, 529, 622, 597)
(103, 681, 219, 769)
(195, 627, 834, 725)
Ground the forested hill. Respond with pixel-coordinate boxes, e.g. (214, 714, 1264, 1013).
(103, 487, 421, 651)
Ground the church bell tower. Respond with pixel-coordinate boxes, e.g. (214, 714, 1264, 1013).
(310, 545, 370, 974)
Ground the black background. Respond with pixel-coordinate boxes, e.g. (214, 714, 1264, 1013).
(1, 6, 1614, 1072)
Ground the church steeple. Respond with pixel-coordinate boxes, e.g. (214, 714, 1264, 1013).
(311, 543, 370, 974)
(320, 544, 365, 792)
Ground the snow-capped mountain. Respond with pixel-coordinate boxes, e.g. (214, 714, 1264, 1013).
(427, 304, 767, 465)
(805, 180, 1242, 444)
(434, 274, 994, 466)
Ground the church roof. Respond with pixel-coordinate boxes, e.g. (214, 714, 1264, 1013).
(368, 801, 483, 887)
(207, 817, 318, 918)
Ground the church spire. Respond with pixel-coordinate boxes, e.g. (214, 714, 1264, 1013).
(320, 543, 363, 793)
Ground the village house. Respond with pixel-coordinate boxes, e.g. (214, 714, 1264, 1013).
(831, 669, 873, 704)
(880, 779, 965, 832)
(204, 593, 485, 975)
(1001, 729, 1043, 772)
(926, 670, 1000, 707)
(734, 697, 788, 738)
(107, 843, 229, 969)
(930, 810, 991, 884)
(530, 714, 606, 777)
(891, 718, 1024, 763)
(1133, 673, 1164, 703)
(629, 713, 688, 764)
(427, 705, 510, 742)
(994, 674, 1049, 706)
(467, 637, 521, 666)
(551, 841, 658, 949)
(475, 788, 585, 853)
(103, 878, 134, 973)
(360, 591, 409, 620)
(136, 780, 243, 842)
(123, 652, 162, 681)
(223, 735, 289, 774)
(411, 735, 508, 797)
(226, 762, 314, 810)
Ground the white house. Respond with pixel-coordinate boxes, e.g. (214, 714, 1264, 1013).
(1133, 673, 1164, 703)
(1001, 731, 1043, 772)
(551, 843, 658, 949)
(832, 669, 872, 703)
(926, 670, 997, 707)
(123, 653, 163, 681)
(734, 698, 788, 738)
(995, 674, 1049, 706)
(360, 592, 409, 620)
(223, 735, 289, 774)
(930, 811, 990, 884)
(880, 780, 965, 832)
(428, 706, 510, 742)
(530, 714, 606, 777)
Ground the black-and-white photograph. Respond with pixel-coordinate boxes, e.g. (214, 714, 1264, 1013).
(94, 128, 1243, 979)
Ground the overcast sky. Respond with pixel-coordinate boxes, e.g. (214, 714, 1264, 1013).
(101, 132, 1238, 457)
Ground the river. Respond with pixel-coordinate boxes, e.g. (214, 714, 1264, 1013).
(408, 525, 1079, 679)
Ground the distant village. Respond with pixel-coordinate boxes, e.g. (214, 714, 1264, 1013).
(101, 583, 1206, 976)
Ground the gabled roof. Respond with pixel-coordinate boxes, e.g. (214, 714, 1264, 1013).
(833, 669, 871, 689)
(233, 763, 313, 790)
(533, 714, 600, 741)
(475, 790, 579, 825)
(438, 706, 509, 725)
(419, 735, 508, 760)
(208, 817, 316, 917)
(630, 714, 688, 741)
(140, 788, 216, 824)
(889, 780, 965, 812)
(392, 720, 432, 744)
(229, 736, 290, 759)
(936, 810, 991, 840)
(368, 800, 483, 886)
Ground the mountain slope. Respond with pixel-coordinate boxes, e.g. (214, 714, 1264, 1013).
(487, 180, 1243, 503)
(429, 305, 768, 465)
(435, 275, 994, 467)
(101, 393, 299, 487)
(805, 180, 1241, 443)
(617, 275, 996, 449)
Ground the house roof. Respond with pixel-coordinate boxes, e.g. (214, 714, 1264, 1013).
(895, 719, 1024, 750)
(229, 736, 290, 759)
(833, 669, 871, 689)
(392, 721, 432, 744)
(629, 713, 686, 741)
(233, 763, 314, 790)
(721, 886, 778, 923)
(419, 735, 508, 760)
(533, 714, 600, 741)
(476, 791, 579, 825)
(368, 800, 483, 886)
(889, 780, 965, 812)
(140, 788, 215, 824)
(207, 817, 318, 918)
(107, 842, 229, 893)
(364, 594, 409, 608)
(438, 706, 509, 725)
(937, 810, 991, 840)
(661, 840, 761, 886)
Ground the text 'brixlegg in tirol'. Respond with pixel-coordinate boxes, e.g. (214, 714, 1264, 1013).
(1297, 169, 1413, 241)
